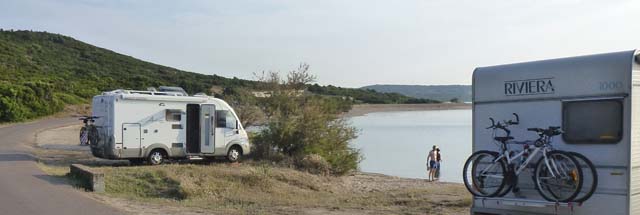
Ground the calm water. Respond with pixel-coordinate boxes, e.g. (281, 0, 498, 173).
(350, 109, 471, 183)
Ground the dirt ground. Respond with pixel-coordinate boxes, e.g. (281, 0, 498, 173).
(34, 124, 471, 215)
(33, 124, 126, 166)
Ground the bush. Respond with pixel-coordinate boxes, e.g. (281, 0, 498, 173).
(296, 154, 331, 175)
(250, 65, 361, 175)
(0, 81, 65, 121)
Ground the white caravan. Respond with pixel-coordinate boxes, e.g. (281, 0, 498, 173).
(471, 50, 640, 215)
(88, 88, 250, 164)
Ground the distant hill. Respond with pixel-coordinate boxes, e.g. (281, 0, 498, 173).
(362, 85, 471, 102)
(0, 30, 434, 122)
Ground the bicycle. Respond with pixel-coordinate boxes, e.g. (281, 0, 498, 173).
(79, 116, 99, 146)
(463, 114, 592, 202)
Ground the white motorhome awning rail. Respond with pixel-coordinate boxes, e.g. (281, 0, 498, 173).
(102, 89, 211, 102)
(103, 89, 187, 96)
(120, 94, 209, 102)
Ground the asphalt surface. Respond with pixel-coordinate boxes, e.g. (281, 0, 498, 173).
(0, 117, 125, 215)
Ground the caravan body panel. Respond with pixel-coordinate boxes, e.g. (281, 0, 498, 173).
(471, 50, 639, 215)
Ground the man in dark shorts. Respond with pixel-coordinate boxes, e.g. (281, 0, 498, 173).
(427, 145, 437, 181)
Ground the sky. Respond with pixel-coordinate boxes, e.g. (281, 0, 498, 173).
(1, 0, 639, 87)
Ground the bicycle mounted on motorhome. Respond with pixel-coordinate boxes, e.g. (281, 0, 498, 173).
(463, 113, 597, 203)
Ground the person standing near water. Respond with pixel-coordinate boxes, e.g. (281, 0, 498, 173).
(427, 145, 437, 181)
(435, 147, 442, 181)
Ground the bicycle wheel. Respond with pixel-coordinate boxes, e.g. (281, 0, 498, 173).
(463, 150, 506, 197)
(87, 125, 100, 146)
(495, 175, 514, 197)
(494, 159, 515, 197)
(79, 126, 88, 145)
(566, 151, 597, 203)
(534, 150, 583, 202)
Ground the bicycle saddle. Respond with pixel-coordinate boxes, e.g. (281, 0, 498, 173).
(494, 136, 514, 142)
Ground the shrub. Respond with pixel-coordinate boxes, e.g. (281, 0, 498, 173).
(250, 64, 361, 175)
(296, 154, 331, 175)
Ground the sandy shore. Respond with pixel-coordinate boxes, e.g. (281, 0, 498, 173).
(345, 103, 471, 117)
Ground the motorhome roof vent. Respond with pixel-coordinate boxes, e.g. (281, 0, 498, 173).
(158, 86, 188, 96)
(193, 93, 208, 97)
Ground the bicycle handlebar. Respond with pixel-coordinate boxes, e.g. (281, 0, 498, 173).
(507, 113, 519, 125)
(486, 113, 519, 129)
(79, 116, 100, 124)
(79, 116, 100, 120)
(486, 118, 496, 129)
(527, 126, 563, 137)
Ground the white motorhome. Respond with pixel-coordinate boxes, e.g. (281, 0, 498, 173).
(88, 87, 250, 164)
(471, 50, 640, 215)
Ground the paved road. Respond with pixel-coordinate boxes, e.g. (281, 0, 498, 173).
(0, 117, 125, 215)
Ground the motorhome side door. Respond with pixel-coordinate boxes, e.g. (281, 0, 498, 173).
(200, 104, 215, 154)
(215, 109, 238, 152)
(122, 123, 142, 157)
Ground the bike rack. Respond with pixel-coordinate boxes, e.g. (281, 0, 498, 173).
(476, 197, 582, 214)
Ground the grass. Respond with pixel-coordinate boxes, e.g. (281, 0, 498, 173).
(36, 160, 470, 214)
(65, 162, 469, 214)
(36, 162, 69, 176)
(98, 164, 337, 208)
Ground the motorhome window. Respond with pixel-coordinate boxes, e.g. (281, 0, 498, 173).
(165, 109, 182, 122)
(216, 110, 227, 127)
(562, 99, 622, 144)
(224, 111, 237, 129)
(216, 110, 237, 128)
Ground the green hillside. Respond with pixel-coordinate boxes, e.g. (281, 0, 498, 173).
(0, 30, 436, 122)
(362, 84, 471, 102)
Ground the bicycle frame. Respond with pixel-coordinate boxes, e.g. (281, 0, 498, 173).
(480, 129, 564, 179)
(467, 115, 583, 202)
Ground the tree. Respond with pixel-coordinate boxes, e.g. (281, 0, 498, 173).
(251, 64, 361, 175)
(221, 87, 264, 127)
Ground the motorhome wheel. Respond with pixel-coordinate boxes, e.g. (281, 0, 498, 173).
(227, 146, 242, 162)
(148, 149, 167, 165)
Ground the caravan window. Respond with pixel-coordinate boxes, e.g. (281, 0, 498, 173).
(165, 109, 182, 122)
(562, 99, 623, 144)
(216, 110, 237, 129)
